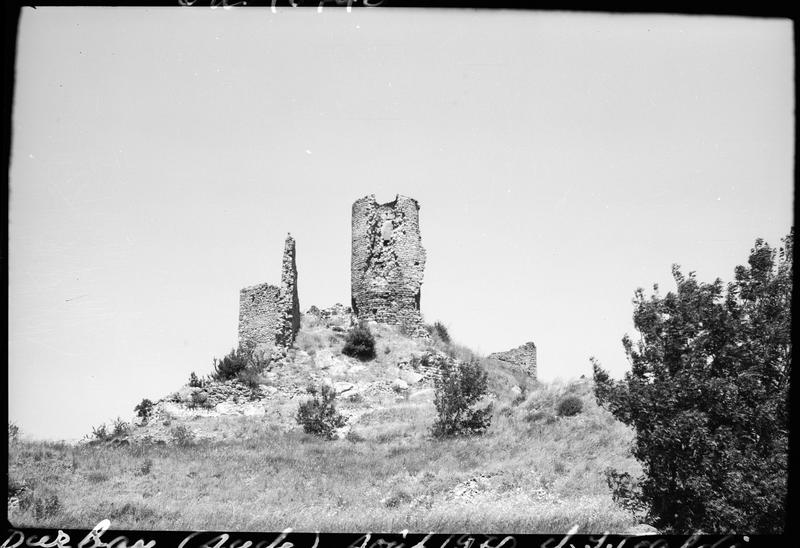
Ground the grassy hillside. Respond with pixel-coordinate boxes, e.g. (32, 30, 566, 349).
(7, 317, 642, 532)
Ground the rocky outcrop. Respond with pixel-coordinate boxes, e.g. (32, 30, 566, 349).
(488, 342, 537, 378)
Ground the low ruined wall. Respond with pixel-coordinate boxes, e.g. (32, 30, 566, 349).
(488, 342, 537, 379)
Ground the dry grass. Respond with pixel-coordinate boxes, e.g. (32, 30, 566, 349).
(8, 379, 639, 533)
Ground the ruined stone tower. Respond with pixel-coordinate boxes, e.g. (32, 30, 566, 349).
(238, 234, 300, 354)
(351, 194, 427, 336)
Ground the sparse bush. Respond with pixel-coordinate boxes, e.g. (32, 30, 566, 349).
(236, 367, 263, 390)
(431, 357, 493, 438)
(525, 410, 557, 424)
(112, 417, 130, 437)
(188, 372, 204, 388)
(212, 347, 249, 381)
(346, 392, 364, 404)
(8, 474, 26, 499)
(134, 398, 154, 423)
(91, 423, 111, 442)
(345, 429, 365, 443)
(188, 390, 213, 409)
(19, 489, 62, 521)
(512, 385, 528, 406)
(86, 471, 109, 483)
(8, 421, 20, 443)
(138, 458, 153, 476)
(383, 490, 412, 508)
(341, 323, 376, 360)
(296, 384, 347, 440)
(171, 425, 196, 446)
(432, 321, 451, 344)
(556, 396, 583, 417)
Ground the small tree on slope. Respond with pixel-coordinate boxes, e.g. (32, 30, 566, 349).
(431, 357, 493, 438)
(593, 229, 792, 533)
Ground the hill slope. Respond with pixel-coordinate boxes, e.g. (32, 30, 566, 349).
(7, 312, 643, 532)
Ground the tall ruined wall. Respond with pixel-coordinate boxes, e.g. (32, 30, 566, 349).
(488, 342, 537, 379)
(278, 235, 300, 346)
(238, 283, 283, 351)
(351, 194, 427, 336)
(238, 234, 300, 353)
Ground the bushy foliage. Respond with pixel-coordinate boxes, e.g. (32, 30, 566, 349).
(236, 367, 263, 390)
(134, 398, 154, 423)
(593, 230, 792, 533)
(212, 347, 249, 381)
(426, 321, 452, 345)
(8, 421, 20, 443)
(556, 395, 584, 417)
(341, 323, 376, 360)
(112, 417, 130, 437)
(431, 358, 493, 438)
(296, 384, 347, 440)
(92, 423, 110, 442)
(188, 372, 205, 388)
(171, 425, 196, 446)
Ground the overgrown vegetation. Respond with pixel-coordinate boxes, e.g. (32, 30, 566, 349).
(189, 372, 205, 388)
(9, 421, 20, 443)
(296, 384, 347, 439)
(431, 358, 493, 438)
(212, 348, 249, 381)
(134, 399, 154, 424)
(211, 345, 269, 388)
(556, 396, 583, 417)
(8, 378, 638, 532)
(593, 230, 792, 533)
(341, 323, 376, 360)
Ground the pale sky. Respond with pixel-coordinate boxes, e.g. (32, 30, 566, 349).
(8, 7, 794, 441)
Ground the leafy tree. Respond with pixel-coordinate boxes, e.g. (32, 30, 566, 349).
(134, 398, 154, 423)
(431, 357, 493, 437)
(296, 384, 347, 440)
(593, 230, 792, 533)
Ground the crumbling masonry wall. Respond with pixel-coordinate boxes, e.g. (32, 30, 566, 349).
(351, 194, 427, 336)
(488, 342, 537, 379)
(238, 234, 300, 353)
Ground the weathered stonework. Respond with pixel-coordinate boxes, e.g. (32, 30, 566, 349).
(351, 194, 427, 337)
(488, 342, 537, 378)
(238, 234, 300, 353)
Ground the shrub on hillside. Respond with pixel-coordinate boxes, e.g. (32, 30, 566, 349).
(431, 358, 493, 438)
(296, 384, 347, 440)
(593, 230, 792, 533)
(236, 367, 263, 390)
(341, 323, 376, 360)
(134, 398, 154, 424)
(188, 371, 205, 388)
(426, 321, 452, 345)
(171, 425, 196, 446)
(556, 396, 583, 417)
(212, 347, 249, 381)
(8, 421, 19, 443)
(90, 423, 111, 442)
(112, 417, 130, 437)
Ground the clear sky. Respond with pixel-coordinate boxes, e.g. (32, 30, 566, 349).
(8, 7, 794, 441)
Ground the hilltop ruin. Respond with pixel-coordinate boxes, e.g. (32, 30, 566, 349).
(238, 234, 300, 354)
(351, 194, 428, 337)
